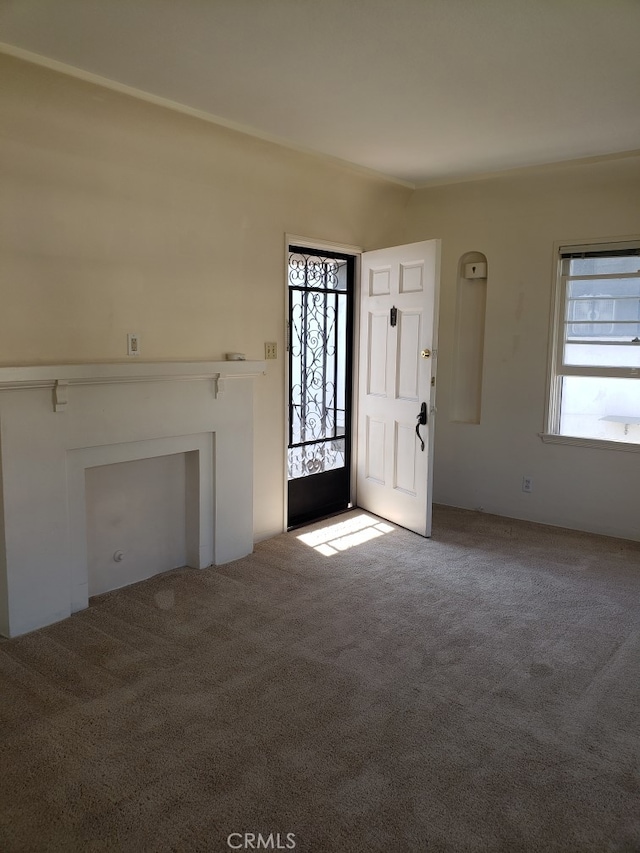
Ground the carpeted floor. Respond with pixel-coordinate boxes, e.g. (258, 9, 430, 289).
(1, 505, 639, 853)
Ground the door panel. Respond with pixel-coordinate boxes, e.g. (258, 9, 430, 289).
(396, 310, 421, 401)
(394, 421, 417, 495)
(365, 417, 386, 484)
(367, 313, 389, 396)
(356, 240, 440, 537)
(400, 262, 424, 293)
(370, 266, 392, 296)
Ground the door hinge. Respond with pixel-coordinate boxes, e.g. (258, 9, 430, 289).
(390, 306, 397, 327)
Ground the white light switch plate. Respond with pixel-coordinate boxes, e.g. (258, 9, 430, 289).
(127, 333, 140, 357)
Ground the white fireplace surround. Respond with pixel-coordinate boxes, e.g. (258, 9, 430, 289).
(0, 361, 265, 638)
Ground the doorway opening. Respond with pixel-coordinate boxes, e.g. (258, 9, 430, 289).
(287, 245, 355, 528)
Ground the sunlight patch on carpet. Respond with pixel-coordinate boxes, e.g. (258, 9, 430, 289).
(297, 513, 394, 556)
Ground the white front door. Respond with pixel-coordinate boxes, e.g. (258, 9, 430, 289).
(356, 240, 440, 536)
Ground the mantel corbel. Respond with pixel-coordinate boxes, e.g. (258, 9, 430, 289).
(54, 380, 69, 412)
(214, 375, 226, 399)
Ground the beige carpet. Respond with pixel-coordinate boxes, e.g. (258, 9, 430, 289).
(1, 505, 639, 852)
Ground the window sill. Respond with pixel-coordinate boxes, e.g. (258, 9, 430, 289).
(539, 433, 640, 453)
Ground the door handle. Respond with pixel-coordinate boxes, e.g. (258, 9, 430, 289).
(415, 402, 427, 452)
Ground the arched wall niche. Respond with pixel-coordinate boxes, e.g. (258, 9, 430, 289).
(451, 251, 488, 424)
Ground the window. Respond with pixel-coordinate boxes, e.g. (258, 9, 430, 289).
(545, 240, 640, 447)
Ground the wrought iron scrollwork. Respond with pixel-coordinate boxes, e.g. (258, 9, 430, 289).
(288, 440, 346, 479)
(288, 252, 346, 291)
(288, 251, 348, 480)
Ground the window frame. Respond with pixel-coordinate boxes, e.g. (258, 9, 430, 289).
(542, 236, 640, 453)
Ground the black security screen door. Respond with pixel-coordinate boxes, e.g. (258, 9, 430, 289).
(287, 246, 355, 528)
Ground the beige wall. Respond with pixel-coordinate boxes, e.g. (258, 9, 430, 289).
(402, 156, 640, 540)
(3, 52, 639, 545)
(0, 54, 410, 540)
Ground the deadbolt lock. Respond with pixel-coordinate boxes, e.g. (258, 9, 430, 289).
(421, 348, 431, 359)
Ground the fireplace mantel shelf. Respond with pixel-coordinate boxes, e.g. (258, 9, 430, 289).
(0, 361, 267, 410)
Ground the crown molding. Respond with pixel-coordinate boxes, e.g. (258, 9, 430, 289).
(414, 148, 640, 190)
(0, 42, 415, 190)
(5, 42, 636, 194)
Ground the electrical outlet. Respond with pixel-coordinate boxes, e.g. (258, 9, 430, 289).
(127, 333, 140, 357)
(265, 342, 277, 360)
(522, 477, 533, 493)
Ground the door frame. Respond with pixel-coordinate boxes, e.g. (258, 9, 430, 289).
(283, 234, 362, 532)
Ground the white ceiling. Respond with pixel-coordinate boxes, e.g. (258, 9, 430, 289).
(1, 0, 640, 186)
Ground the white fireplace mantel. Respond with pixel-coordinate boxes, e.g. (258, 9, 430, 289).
(0, 361, 266, 638)
(0, 360, 266, 408)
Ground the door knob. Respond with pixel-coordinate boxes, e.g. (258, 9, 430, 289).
(421, 348, 431, 359)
